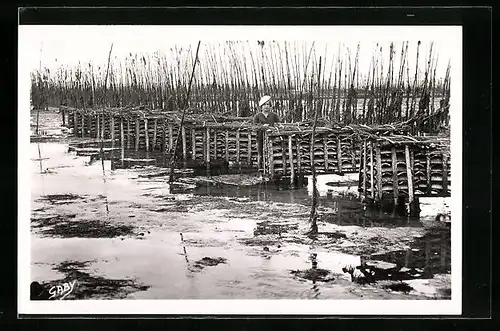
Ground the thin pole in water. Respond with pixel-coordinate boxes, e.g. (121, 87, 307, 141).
(37, 143, 43, 173)
(308, 56, 322, 237)
(169, 41, 202, 182)
(36, 42, 43, 136)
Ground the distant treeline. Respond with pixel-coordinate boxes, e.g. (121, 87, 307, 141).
(30, 41, 451, 126)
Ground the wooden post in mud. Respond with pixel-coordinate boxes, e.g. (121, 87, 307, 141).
(288, 134, 295, 186)
(205, 127, 210, 170)
(296, 136, 302, 175)
(120, 117, 124, 148)
(144, 119, 149, 151)
(81, 112, 85, 138)
(181, 126, 187, 160)
(281, 138, 288, 176)
(261, 132, 267, 176)
(110, 115, 115, 148)
(363, 140, 367, 195)
(168, 125, 173, 152)
(205, 127, 211, 160)
(236, 130, 241, 164)
(101, 113, 105, 139)
(247, 132, 252, 165)
(73, 111, 78, 136)
(351, 139, 357, 170)
(214, 129, 218, 160)
(375, 143, 383, 201)
(153, 119, 158, 151)
(323, 137, 329, 172)
(162, 120, 167, 156)
(97, 113, 101, 139)
(191, 128, 196, 160)
(60, 107, 65, 127)
(405, 145, 414, 204)
(442, 154, 449, 196)
(337, 137, 342, 174)
(268, 134, 274, 177)
(426, 150, 431, 195)
(225, 131, 229, 162)
(126, 119, 131, 149)
(202, 126, 207, 161)
(135, 119, 140, 151)
(391, 147, 399, 205)
(370, 141, 375, 199)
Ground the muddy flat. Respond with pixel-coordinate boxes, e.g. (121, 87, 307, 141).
(28, 111, 452, 301)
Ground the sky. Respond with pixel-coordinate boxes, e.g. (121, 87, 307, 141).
(19, 25, 462, 82)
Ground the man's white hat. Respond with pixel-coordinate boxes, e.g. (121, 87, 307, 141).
(259, 95, 272, 107)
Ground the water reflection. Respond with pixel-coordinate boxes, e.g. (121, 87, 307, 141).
(361, 226, 451, 280)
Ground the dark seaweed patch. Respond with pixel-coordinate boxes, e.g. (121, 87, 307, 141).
(34, 218, 135, 238)
(291, 268, 335, 282)
(31, 214, 76, 228)
(192, 257, 227, 270)
(32, 260, 150, 300)
(254, 221, 298, 236)
(382, 281, 414, 294)
(38, 194, 86, 204)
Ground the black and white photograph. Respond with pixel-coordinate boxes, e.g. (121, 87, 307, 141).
(18, 23, 462, 315)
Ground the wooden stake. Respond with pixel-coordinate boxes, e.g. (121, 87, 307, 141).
(281, 138, 287, 175)
(257, 130, 262, 168)
(375, 143, 382, 201)
(405, 145, 414, 203)
(426, 150, 431, 195)
(442, 154, 448, 196)
(214, 129, 218, 159)
(181, 126, 187, 160)
(162, 120, 167, 155)
(323, 136, 329, 172)
(153, 119, 158, 150)
(81, 112, 85, 138)
(191, 128, 196, 160)
(120, 117, 124, 148)
(247, 132, 252, 165)
(202, 126, 207, 161)
(126, 119, 131, 149)
(225, 130, 229, 161)
(236, 130, 240, 164)
(97, 113, 101, 139)
(268, 135, 274, 177)
(391, 147, 399, 204)
(288, 135, 295, 185)
(363, 140, 367, 195)
(337, 137, 342, 173)
(111, 115, 115, 148)
(144, 119, 149, 151)
(205, 127, 210, 165)
(73, 111, 78, 136)
(370, 141, 374, 199)
(351, 139, 357, 170)
(135, 119, 140, 151)
(168, 125, 173, 152)
(296, 135, 302, 174)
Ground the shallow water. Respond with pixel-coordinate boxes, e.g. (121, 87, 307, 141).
(28, 108, 451, 301)
(27, 139, 451, 301)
